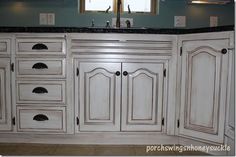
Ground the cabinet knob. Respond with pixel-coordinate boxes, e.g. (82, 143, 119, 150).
(115, 71, 121, 76)
(221, 48, 228, 54)
(123, 71, 128, 76)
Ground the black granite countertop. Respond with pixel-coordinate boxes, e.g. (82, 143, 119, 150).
(0, 25, 234, 34)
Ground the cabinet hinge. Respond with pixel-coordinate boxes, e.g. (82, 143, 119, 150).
(163, 69, 166, 77)
(177, 119, 180, 128)
(76, 117, 79, 125)
(12, 117, 15, 125)
(180, 47, 183, 56)
(162, 118, 164, 126)
(11, 63, 14, 72)
(76, 68, 79, 76)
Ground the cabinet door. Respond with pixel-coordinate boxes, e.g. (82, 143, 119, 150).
(180, 39, 229, 143)
(0, 58, 11, 130)
(79, 62, 121, 131)
(121, 63, 164, 131)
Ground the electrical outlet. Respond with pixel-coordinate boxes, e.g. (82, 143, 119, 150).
(112, 18, 133, 28)
(210, 16, 218, 27)
(47, 13, 55, 25)
(39, 13, 47, 25)
(174, 16, 186, 27)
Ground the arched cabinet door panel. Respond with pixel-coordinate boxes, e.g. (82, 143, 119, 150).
(0, 59, 11, 131)
(179, 39, 229, 143)
(121, 63, 164, 131)
(78, 62, 121, 131)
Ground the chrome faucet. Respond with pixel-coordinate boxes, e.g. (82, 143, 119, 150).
(116, 0, 121, 28)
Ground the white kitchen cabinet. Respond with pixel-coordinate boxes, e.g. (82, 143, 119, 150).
(121, 63, 165, 131)
(77, 62, 121, 131)
(76, 61, 166, 132)
(179, 37, 230, 143)
(0, 58, 12, 131)
(14, 35, 68, 134)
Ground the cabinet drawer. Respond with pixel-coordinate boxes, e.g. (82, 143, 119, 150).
(16, 58, 66, 78)
(0, 39, 10, 55)
(16, 39, 65, 55)
(16, 81, 65, 104)
(17, 106, 66, 132)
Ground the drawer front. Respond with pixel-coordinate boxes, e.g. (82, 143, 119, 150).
(0, 39, 10, 54)
(17, 106, 66, 132)
(16, 81, 65, 104)
(16, 58, 66, 78)
(17, 39, 65, 55)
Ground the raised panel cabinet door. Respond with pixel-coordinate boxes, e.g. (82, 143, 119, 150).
(121, 63, 164, 131)
(180, 39, 229, 143)
(0, 58, 11, 130)
(79, 62, 121, 131)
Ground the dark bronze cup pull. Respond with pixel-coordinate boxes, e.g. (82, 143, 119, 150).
(32, 62, 48, 69)
(221, 48, 228, 54)
(115, 71, 121, 76)
(32, 87, 48, 94)
(32, 43, 48, 50)
(33, 114, 49, 121)
(123, 71, 128, 76)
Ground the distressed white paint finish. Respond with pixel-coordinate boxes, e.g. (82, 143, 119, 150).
(78, 62, 121, 131)
(0, 39, 10, 55)
(17, 106, 66, 132)
(70, 33, 175, 55)
(16, 38, 66, 55)
(16, 58, 66, 78)
(16, 80, 65, 104)
(180, 39, 229, 143)
(0, 58, 11, 130)
(121, 63, 164, 131)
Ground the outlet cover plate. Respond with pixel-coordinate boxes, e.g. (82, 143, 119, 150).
(174, 16, 186, 27)
(39, 13, 48, 25)
(210, 16, 218, 27)
(47, 13, 55, 25)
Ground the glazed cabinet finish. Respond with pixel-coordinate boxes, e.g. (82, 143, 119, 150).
(0, 59, 11, 131)
(78, 62, 121, 131)
(15, 35, 68, 133)
(121, 63, 164, 131)
(179, 38, 230, 143)
(76, 61, 166, 132)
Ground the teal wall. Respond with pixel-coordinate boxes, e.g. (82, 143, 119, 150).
(0, 0, 234, 28)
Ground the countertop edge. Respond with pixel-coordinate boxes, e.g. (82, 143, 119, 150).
(0, 25, 234, 34)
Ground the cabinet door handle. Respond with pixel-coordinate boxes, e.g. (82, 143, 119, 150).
(221, 48, 228, 54)
(32, 87, 48, 94)
(32, 62, 48, 69)
(115, 71, 121, 76)
(123, 71, 128, 76)
(32, 43, 48, 50)
(33, 114, 49, 121)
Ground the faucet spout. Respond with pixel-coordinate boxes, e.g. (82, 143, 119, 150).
(116, 0, 121, 28)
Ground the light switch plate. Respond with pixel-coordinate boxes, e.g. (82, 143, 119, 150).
(174, 16, 186, 27)
(210, 16, 218, 27)
(112, 18, 133, 28)
(39, 13, 47, 25)
(47, 13, 55, 25)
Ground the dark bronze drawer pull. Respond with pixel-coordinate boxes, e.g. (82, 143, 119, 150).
(33, 114, 49, 121)
(32, 43, 48, 50)
(32, 87, 48, 94)
(32, 62, 48, 69)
